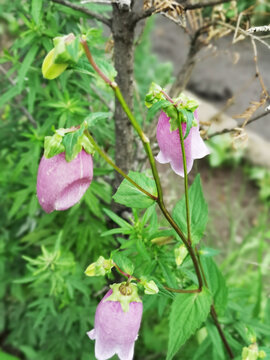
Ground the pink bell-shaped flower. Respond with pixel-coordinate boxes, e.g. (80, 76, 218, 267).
(88, 283, 143, 360)
(156, 111, 210, 176)
(37, 150, 93, 213)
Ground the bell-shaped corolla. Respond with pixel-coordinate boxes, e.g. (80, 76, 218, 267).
(156, 111, 210, 176)
(88, 283, 143, 360)
(37, 150, 93, 213)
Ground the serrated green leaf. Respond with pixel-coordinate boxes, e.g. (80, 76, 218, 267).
(112, 251, 134, 275)
(167, 287, 212, 360)
(113, 171, 157, 208)
(172, 174, 208, 244)
(200, 256, 228, 314)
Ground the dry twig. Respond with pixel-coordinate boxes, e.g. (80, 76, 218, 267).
(51, 0, 112, 27)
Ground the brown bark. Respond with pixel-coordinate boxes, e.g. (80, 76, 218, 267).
(112, 5, 136, 191)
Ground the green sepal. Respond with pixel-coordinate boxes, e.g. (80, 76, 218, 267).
(85, 256, 114, 277)
(53, 34, 84, 65)
(44, 123, 95, 162)
(174, 245, 188, 266)
(145, 82, 164, 108)
(44, 133, 65, 158)
(168, 108, 195, 140)
(104, 283, 142, 312)
(62, 122, 95, 162)
(174, 93, 199, 112)
(140, 277, 159, 295)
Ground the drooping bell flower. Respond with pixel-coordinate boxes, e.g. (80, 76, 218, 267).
(156, 111, 210, 177)
(37, 150, 93, 213)
(88, 283, 143, 360)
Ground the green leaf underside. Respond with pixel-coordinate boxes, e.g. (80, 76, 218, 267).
(167, 287, 212, 360)
(112, 251, 134, 275)
(113, 171, 157, 208)
(172, 174, 208, 244)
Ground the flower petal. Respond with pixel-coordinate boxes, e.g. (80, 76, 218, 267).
(37, 150, 93, 213)
(156, 111, 209, 176)
(117, 342, 135, 360)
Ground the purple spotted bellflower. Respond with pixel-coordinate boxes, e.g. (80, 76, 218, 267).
(88, 283, 143, 360)
(37, 150, 93, 213)
(156, 111, 209, 176)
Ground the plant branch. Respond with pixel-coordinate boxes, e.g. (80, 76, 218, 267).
(207, 108, 270, 138)
(51, 0, 112, 27)
(81, 40, 204, 289)
(210, 305, 234, 358)
(132, 0, 232, 24)
(85, 131, 158, 201)
(164, 286, 201, 293)
(218, 20, 270, 51)
(81, 39, 235, 359)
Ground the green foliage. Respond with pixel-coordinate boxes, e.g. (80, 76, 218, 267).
(167, 287, 212, 360)
(173, 175, 208, 244)
(200, 256, 228, 315)
(1, 1, 270, 359)
(113, 171, 157, 208)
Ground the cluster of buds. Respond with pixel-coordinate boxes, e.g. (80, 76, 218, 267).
(42, 33, 84, 79)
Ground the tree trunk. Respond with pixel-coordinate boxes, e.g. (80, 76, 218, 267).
(112, 5, 136, 192)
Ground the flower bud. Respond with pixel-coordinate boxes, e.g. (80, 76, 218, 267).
(141, 279, 159, 295)
(85, 256, 114, 277)
(37, 150, 93, 213)
(88, 283, 143, 360)
(156, 111, 210, 177)
(174, 245, 188, 266)
(42, 49, 68, 80)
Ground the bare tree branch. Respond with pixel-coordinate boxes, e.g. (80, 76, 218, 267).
(132, 0, 233, 24)
(207, 109, 270, 139)
(51, 0, 112, 27)
(170, 25, 209, 97)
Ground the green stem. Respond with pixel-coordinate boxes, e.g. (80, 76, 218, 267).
(177, 115, 192, 244)
(85, 131, 157, 201)
(81, 40, 233, 358)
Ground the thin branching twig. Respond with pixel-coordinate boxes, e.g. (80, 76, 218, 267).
(51, 0, 112, 27)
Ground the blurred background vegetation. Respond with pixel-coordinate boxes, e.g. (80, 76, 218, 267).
(0, 0, 270, 359)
